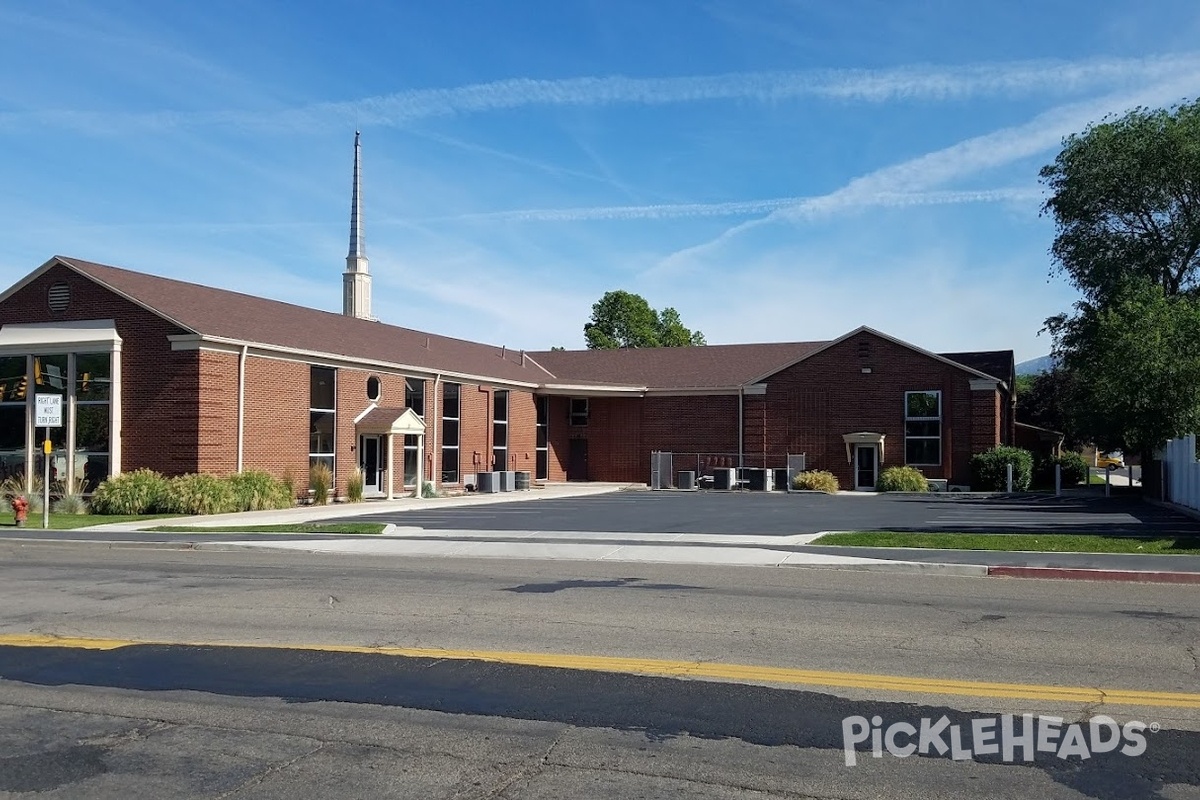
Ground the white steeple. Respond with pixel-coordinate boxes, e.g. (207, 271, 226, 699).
(343, 131, 372, 319)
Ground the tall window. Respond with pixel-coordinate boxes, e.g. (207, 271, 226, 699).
(492, 389, 508, 471)
(535, 395, 549, 480)
(905, 391, 941, 466)
(569, 397, 589, 426)
(404, 378, 424, 485)
(0, 356, 27, 485)
(441, 383, 460, 484)
(33, 354, 68, 483)
(74, 352, 111, 493)
(309, 366, 336, 477)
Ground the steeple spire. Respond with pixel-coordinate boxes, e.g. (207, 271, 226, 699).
(343, 130, 372, 319)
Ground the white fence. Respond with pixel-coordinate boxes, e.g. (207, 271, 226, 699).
(1163, 434, 1200, 512)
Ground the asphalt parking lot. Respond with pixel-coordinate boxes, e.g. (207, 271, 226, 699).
(354, 490, 1200, 537)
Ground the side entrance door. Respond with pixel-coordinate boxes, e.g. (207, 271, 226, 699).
(360, 435, 383, 495)
(854, 444, 877, 491)
(567, 439, 589, 481)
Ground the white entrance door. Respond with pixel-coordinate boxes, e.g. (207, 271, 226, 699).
(360, 435, 384, 495)
(854, 445, 877, 491)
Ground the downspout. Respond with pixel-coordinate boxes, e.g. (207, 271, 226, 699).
(236, 345, 248, 472)
(738, 385, 744, 471)
(431, 374, 441, 491)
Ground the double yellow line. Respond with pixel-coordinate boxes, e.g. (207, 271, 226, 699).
(1, 633, 1197, 709)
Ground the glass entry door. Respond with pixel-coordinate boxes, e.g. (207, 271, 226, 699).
(854, 445, 877, 490)
(360, 435, 383, 495)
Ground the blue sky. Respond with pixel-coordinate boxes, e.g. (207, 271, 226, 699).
(3, 1, 1199, 361)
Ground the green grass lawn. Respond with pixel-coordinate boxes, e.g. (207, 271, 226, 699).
(813, 531, 1200, 555)
(0, 513, 182, 530)
(146, 522, 386, 534)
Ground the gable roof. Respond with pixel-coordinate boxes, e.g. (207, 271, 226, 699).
(528, 340, 828, 389)
(50, 256, 553, 386)
(939, 350, 1014, 384)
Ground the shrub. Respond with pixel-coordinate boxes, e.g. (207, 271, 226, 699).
(877, 466, 929, 492)
(281, 470, 297, 503)
(970, 446, 1034, 492)
(309, 462, 333, 505)
(90, 469, 170, 515)
(228, 469, 293, 511)
(421, 481, 437, 499)
(1033, 451, 1090, 488)
(346, 467, 365, 503)
(792, 469, 839, 493)
(161, 473, 238, 516)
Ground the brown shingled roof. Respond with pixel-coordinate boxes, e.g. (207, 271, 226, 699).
(57, 256, 552, 386)
(938, 350, 1015, 384)
(527, 341, 829, 389)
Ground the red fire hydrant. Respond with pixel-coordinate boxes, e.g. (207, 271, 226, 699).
(11, 495, 28, 527)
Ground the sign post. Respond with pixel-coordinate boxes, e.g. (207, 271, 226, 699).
(35, 395, 62, 529)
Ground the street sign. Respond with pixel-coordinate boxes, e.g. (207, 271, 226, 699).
(35, 394, 63, 427)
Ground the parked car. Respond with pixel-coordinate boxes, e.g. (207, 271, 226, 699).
(1096, 452, 1124, 469)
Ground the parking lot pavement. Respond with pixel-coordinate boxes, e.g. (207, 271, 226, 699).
(327, 490, 1200, 537)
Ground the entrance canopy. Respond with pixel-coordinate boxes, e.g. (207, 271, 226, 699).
(355, 406, 425, 436)
(842, 432, 885, 463)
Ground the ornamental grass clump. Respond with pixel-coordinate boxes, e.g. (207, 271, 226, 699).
(876, 466, 929, 492)
(228, 469, 293, 511)
(89, 468, 169, 515)
(792, 469, 840, 493)
(162, 473, 238, 516)
(346, 466, 365, 503)
(309, 462, 333, 506)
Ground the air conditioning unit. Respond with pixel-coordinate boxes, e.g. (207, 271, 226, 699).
(948, 484, 972, 493)
(926, 479, 948, 492)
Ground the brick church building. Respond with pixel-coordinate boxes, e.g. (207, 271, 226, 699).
(0, 136, 1015, 498)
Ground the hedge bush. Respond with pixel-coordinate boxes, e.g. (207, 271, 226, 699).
(877, 466, 929, 492)
(969, 446, 1034, 492)
(792, 470, 840, 493)
(162, 473, 239, 516)
(1034, 452, 1089, 488)
(228, 469, 293, 511)
(89, 469, 170, 515)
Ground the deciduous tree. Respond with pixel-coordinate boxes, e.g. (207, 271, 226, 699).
(583, 291, 705, 349)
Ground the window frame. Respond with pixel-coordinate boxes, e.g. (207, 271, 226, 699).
(441, 383, 460, 484)
(492, 389, 508, 472)
(569, 397, 589, 427)
(309, 366, 337, 479)
(904, 390, 942, 467)
(535, 395, 549, 480)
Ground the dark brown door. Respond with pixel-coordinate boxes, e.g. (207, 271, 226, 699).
(567, 439, 588, 481)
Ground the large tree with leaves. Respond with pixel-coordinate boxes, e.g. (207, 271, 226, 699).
(583, 290, 706, 349)
(1041, 98, 1200, 455)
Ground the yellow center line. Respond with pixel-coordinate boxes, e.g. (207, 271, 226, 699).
(1, 633, 1197, 709)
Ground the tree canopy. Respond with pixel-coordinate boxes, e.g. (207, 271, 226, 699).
(583, 290, 706, 349)
(1040, 98, 1200, 454)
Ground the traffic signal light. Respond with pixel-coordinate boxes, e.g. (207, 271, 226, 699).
(80, 372, 91, 394)
(33, 358, 42, 386)
(13, 377, 27, 400)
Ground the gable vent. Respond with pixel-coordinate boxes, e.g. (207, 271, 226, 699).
(47, 282, 71, 312)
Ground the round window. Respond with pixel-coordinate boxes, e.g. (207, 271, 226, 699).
(366, 376, 381, 401)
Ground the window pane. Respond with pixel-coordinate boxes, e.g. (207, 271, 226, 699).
(906, 392, 939, 418)
(536, 450, 548, 480)
(493, 390, 508, 422)
(905, 420, 940, 437)
(493, 422, 507, 448)
(442, 383, 460, 419)
(75, 404, 110, 450)
(441, 447, 459, 484)
(0, 405, 25, 451)
(366, 376, 381, 401)
(309, 455, 334, 475)
(404, 446, 418, 486)
(536, 426, 547, 448)
(404, 433, 418, 448)
(906, 438, 941, 465)
(76, 453, 109, 494)
(493, 447, 506, 471)
(34, 354, 68, 394)
(310, 367, 336, 410)
(536, 396, 548, 425)
(309, 411, 335, 454)
(442, 418, 459, 446)
(0, 356, 26, 402)
(76, 353, 111, 401)
(405, 379, 424, 416)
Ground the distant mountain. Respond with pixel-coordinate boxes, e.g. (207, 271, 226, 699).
(1016, 355, 1055, 375)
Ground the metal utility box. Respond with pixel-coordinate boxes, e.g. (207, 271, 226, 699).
(677, 470, 696, 490)
(475, 472, 499, 493)
(712, 468, 737, 491)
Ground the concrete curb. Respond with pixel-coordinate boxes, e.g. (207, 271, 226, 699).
(987, 565, 1200, 584)
(782, 560, 988, 577)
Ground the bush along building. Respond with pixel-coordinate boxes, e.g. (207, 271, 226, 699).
(0, 135, 1015, 498)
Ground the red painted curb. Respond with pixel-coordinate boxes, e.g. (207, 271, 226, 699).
(987, 566, 1200, 584)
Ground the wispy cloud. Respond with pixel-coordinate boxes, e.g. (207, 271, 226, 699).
(4, 53, 1199, 135)
(413, 188, 1041, 224)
